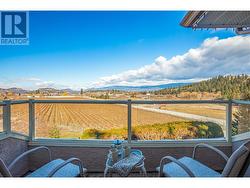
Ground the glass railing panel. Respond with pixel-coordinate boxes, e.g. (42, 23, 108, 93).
(11, 103, 29, 135)
(35, 103, 127, 140)
(232, 103, 250, 136)
(131, 103, 226, 140)
(0, 106, 3, 132)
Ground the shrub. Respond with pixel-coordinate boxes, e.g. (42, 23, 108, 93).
(80, 121, 224, 140)
(81, 128, 127, 139)
(81, 128, 102, 139)
(49, 126, 61, 138)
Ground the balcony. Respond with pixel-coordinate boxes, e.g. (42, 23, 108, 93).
(0, 99, 249, 177)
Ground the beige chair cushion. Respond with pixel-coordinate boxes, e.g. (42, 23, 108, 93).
(222, 144, 249, 177)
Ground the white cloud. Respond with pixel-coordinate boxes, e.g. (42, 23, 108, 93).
(24, 77, 41, 82)
(2, 36, 250, 90)
(92, 36, 250, 87)
(35, 81, 56, 88)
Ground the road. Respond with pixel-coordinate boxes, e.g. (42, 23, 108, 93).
(133, 105, 226, 126)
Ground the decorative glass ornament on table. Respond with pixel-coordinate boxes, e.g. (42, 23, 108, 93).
(123, 145, 131, 157)
(109, 147, 119, 165)
(113, 140, 122, 146)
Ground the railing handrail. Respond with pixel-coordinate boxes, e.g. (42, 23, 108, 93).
(35, 99, 228, 104)
(2, 99, 230, 104)
(1, 100, 29, 105)
(0, 102, 6, 106)
(33, 99, 129, 104)
(232, 99, 250, 105)
(131, 99, 228, 104)
(3, 99, 250, 105)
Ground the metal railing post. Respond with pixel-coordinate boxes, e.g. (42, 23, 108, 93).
(29, 99, 35, 140)
(3, 100, 11, 134)
(226, 100, 232, 143)
(127, 99, 132, 144)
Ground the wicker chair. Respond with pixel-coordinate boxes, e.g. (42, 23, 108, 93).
(157, 141, 250, 177)
(0, 146, 87, 177)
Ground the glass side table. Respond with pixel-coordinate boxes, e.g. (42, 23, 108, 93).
(104, 149, 147, 177)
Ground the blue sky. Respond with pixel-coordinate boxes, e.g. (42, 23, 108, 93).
(1, 11, 247, 90)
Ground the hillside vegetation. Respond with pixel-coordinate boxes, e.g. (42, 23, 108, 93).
(80, 121, 224, 140)
(155, 75, 250, 99)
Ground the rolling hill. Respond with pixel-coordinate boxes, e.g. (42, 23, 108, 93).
(91, 83, 191, 92)
(154, 74, 250, 99)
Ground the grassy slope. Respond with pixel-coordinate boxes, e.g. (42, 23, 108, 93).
(80, 121, 224, 140)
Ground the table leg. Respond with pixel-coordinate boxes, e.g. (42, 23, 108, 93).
(141, 166, 147, 177)
(104, 167, 109, 177)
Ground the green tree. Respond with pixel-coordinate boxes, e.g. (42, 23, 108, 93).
(80, 88, 84, 96)
(154, 74, 250, 100)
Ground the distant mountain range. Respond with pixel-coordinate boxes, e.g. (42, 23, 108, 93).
(90, 83, 192, 92)
(1, 75, 248, 97)
(0, 83, 193, 95)
(0, 87, 79, 95)
(0, 87, 28, 94)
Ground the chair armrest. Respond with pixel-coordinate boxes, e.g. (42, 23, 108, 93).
(159, 156, 195, 177)
(192, 143, 229, 162)
(131, 149, 143, 156)
(8, 146, 51, 172)
(0, 158, 12, 177)
(47, 158, 85, 177)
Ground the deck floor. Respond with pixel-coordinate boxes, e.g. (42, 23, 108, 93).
(86, 172, 158, 177)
